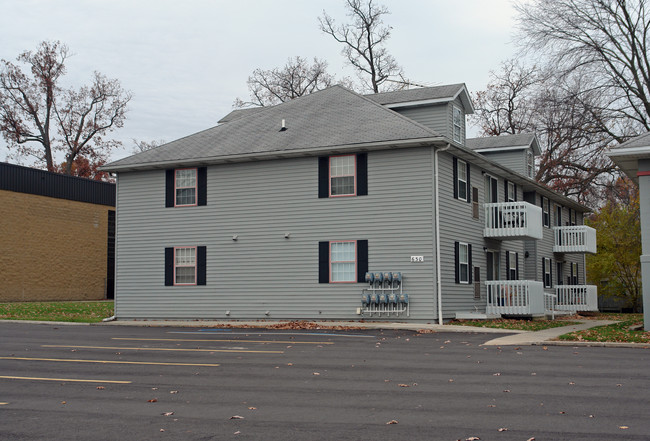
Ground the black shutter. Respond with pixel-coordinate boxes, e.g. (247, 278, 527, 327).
(453, 157, 458, 199)
(468, 244, 473, 283)
(466, 163, 471, 203)
(357, 240, 368, 282)
(506, 252, 511, 281)
(491, 178, 498, 203)
(164, 247, 174, 286)
(550, 260, 553, 287)
(319, 241, 330, 283)
(197, 167, 207, 206)
(505, 180, 509, 202)
(515, 253, 520, 280)
(542, 258, 546, 287)
(197, 246, 207, 285)
(454, 241, 460, 284)
(356, 153, 368, 196)
(318, 157, 329, 198)
(165, 170, 175, 207)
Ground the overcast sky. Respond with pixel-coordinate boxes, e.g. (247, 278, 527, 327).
(0, 0, 521, 164)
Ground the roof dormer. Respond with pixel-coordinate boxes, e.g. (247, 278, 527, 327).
(466, 133, 541, 178)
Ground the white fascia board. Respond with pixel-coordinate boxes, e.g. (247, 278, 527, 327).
(385, 97, 452, 109)
(474, 145, 528, 153)
(606, 145, 650, 157)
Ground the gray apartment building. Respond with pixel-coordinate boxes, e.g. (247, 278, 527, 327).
(102, 84, 596, 322)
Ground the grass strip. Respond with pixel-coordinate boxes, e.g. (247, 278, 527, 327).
(0, 301, 114, 323)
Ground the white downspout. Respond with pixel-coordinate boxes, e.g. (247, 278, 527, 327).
(434, 143, 451, 324)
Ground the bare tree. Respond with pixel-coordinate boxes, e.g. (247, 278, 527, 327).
(235, 57, 341, 108)
(472, 61, 618, 206)
(0, 41, 131, 173)
(132, 138, 166, 154)
(515, 0, 650, 139)
(319, 0, 406, 93)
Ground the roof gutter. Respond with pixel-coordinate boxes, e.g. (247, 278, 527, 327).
(100, 137, 446, 173)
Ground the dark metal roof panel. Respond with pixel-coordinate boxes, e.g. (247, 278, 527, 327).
(0, 162, 115, 206)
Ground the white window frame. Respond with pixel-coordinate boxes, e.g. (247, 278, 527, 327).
(174, 246, 197, 286)
(453, 106, 463, 143)
(175, 168, 197, 207)
(330, 241, 357, 283)
(507, 181, 516, 203)
(329, 155, 356, 197)
(457, 159, 468, 201)
(542, 197, 550, 227)
(527, 150, 534, 178)
(508, 251, 517, 280)
(459, 242, 469, 284)
(543, 257, 552, 288)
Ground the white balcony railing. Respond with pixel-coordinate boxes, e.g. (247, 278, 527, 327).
(553, 226, 597, 254)
(486, 280, 545, 316)
(484, 202, 543, 240)
(555, 285, 599, 312)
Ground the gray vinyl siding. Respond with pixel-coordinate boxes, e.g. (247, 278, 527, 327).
(393, 104, 448, 137)
(437, 152, 525, 318)
(479, 150, 528, 177)
(114, 147, 438, 320)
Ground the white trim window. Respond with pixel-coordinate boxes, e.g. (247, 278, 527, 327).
(508, 251, 517, 280)
(527, 150, 534, 178)
(330, 241, 356, 282)
(174, 247, 197, 285)
(329, 155, 356, 196)
(507, 181, 516, 203)
(543, 257, 552, 288)
(453, 106, 463, 143)
(175, 168, 197, 206)
(542, 197, 550, 227)
(459, 242, 469, 284)
(457, 159, 468, 201)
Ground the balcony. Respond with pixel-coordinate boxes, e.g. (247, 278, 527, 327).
(484, 202, 543, 240)
(553, 226, 597, 254)
(554, 285, 598, 312)
(486, 280, 545, 316)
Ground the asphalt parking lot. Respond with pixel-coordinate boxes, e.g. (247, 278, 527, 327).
(1, 322, 649, 440)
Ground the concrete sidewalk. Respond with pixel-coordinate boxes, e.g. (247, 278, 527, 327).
(481, 320, 617, 346)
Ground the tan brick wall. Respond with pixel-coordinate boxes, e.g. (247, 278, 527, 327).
(0, 189, 112, 301)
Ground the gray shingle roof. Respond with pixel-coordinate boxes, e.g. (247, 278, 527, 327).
(611, 131, 650, 149)
(217, 107, 266, 123)
(103, 85, 443, 171)
(364, 83, 474, 113)
(466, 133, 541, 156)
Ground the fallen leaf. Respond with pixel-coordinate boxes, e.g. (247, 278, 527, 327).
(466, 437, 480, 440)
(170, 390, 178, 394)
(148, 399, 158, 403)
(230, 415, 244, 419)
(386, 420, 398, 425)
(96, 386, 105, 390)
(287, 363, 293, 366)
(449, 379, 454, 382)
(559, 411, 565, 414)
(160, 429, 165, 432)
(526, 438, 535, 441)
(248, 407, 256, 410)
(543, 346, 548, 350)
(488, 405, 496, 408)
(162, 412, 174, 416)
(234, 431, 241, 435)
(398, 384, 410, 387)
(569, 382, 575, 385)
(503, 390, 510, 393)
(493, 373, 501, 376)
(61, 401, 66, 405)
(498, 428, 508, 432)
(313, 372, 320, 376)
(152, 388, 158, 391)
(444, 340, 451, 344)
(619, 426, 629, 429)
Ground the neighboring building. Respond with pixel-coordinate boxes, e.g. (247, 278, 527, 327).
(606, 132, 650, 330)
(102, 84, 596, 322)
(0, 163, 116, 302)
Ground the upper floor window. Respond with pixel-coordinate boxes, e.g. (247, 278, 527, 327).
(542, 197, 550, 227)
(175, 169, 197, 206)
(527, 150, 534, 178)
(330, 155, 356, 196)
(453, 106, 463, 143)
(507, 181, 516, 203)
(318, 154, 367, 198)
(165, 167, 206, 208)
(457, 159, 468, 201)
